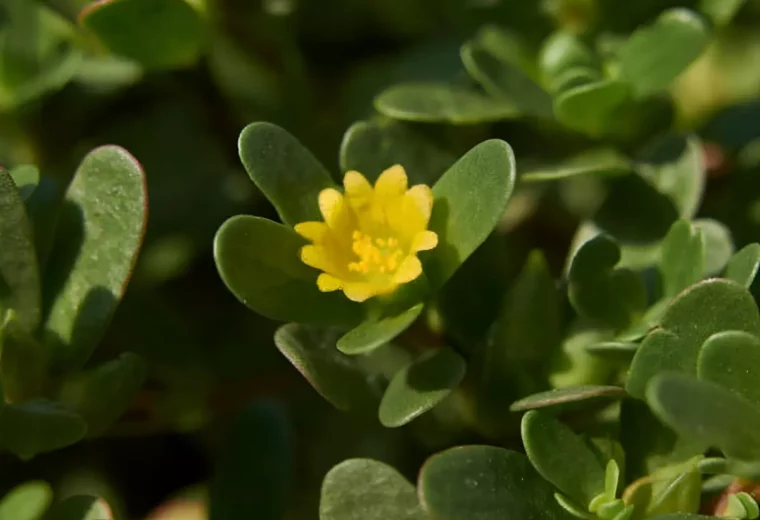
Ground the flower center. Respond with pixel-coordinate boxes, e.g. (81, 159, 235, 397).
(348, 231, 403, 275)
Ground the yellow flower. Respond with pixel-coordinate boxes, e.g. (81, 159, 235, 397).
(294, 165, 438, 302)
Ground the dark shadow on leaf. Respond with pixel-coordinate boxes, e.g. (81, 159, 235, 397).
(594, 173, 678, 243)
(41, 199, 85, 319)
(44, 287, 117, 372)
(426, 197, 461, 287)
(639, 133, 689, 165)
(406, 348, 463, 392)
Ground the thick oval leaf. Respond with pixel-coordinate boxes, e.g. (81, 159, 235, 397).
(618, 9, 709, 97)
(238, 122, 336, 227)
(46, 495, 114, 520)
(419, 446, 573, 520)
(42, 146, 147, 371)
(461, 29, 552, 118)
(539, 31, 597, 89)
(636, 134, 705, 220)
(425, 139, 516, 289)
(319, 459, 425, 520)
(724, 243, 760, 288)
(378, 346, 465, 427)
(58, 352, 147, 437)
(698, 330, 760, 408)
(522, 410, 606, 505)
(0, 168, 41, 332)
(554, 80, 630, 137)
(0, 481, 52, 520)
(338, 304, 423, 355)
(339, 120, 455, 186)
(214, 216, 362, 326)
(627, 279, 760, 398)
(0, 399, 86, 459)
(374, 83, 517, 124)
(209, 401, 291, 520)
(647, 373, 760, 461)
(694, 219, 734, 276)
(511, 386, 626, 412)
(521, 149, 630, 183)
(273, 324, 378, 413)
(568, 235, 647, 330)
(79, 0, 206, 70)
(660, 220, 705, 298)
(594, 173, 680, 244)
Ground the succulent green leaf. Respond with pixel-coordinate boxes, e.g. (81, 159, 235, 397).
(659, 220, 705, 298)
(238, 122, 337, 227)
(209, 401, 291, 520)
(554, 80, 630, 137)
(647, 373, 760, 461)
(637, 134, 705, 220)
(425, 139, 516, 289)
(214, 216, 363, 326)
(0, 481, 52, 520)
(698, 330, 760, 408)
(700, 0, 746, 26)
(510, 386, 626, 412)
(42, 146, 147, 371)
(374, 83, 517, 124)
(338, 304, 423, 355)
(58, 352, 147, 437)
(319, 459, 425, 520)
(627, 279, 760, 398)
(725, 244, 760, 288)
(626, 279, 760, 398)
(339, 120, 455, 186)
(522, 410, 606, 506)
(79, 0, 206, 70)
(461, 28, 552, 118)
(539, 31, 598, 89)
(623, 457, 702, 518)
(0, 168, 41, 333)
(618, 9, 710, 97)
(9, 165, 40, 201)
(694, 219, 734, 276)
(378, 346, 465, 428)
(0, 399, 86, 460)
(568, 235, 646, 330)
(419, 446, 574, 520)
(273, 324, 378, 413)
(489, 250, 560, 378)
(45, 496, 114, 520)
(584, 342, 638, 363)
(521, 149, 630, 183)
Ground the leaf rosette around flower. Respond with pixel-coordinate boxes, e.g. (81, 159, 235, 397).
(214, 122, 516, 328)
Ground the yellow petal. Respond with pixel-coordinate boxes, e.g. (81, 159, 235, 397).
(343, 282, 377, 302)
(301, 245, 330, 270)
(317, 273, 342, 292)
(343, 170, 373, 199)
(318, 188, 345, 227)
(411, 230, 438, 252)
(405, 185, 433, 225)
(294, 221, 328, 243)
(374, 165, 408, 199)
(393, 256, 422, 284)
